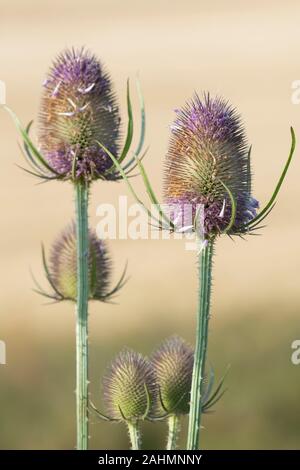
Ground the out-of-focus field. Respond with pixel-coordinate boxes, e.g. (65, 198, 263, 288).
(1, 309, 300, 449)
(0, 0, 300, 449)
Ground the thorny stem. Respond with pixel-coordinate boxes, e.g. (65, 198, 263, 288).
(167, 414, 180, 450)
(75, 181, 89, 450)
(127, 421, 141, 450)
(187, 240, 214, 450)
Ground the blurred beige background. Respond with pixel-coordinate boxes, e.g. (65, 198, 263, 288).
(0, 0, 300, 449)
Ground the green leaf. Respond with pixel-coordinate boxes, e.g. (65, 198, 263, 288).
(133, 154, 174, 229)
(18, 142, 43, 174)
(243, 127, 296, 229)
(202, 389, 227, 412)
(89, 401, 115, 422)
(219, 180, 237, 234)
(3, 105, 62, 176)
(22, 121, 47, 174)
(142, 383, 151, 420)
(118, 405, 128, 421)
(202, 365, 230, 412)
(122, 146, 148, 175)
(247, 202, 276, 232)
(97, 140, 158, 223)
(103, 80, 134, 177)
(117, 79, 134, 166)
(30, 268, 58, 300)
(135, 76, 146, 157)
(104, 262, 128, 300)
(41, 244, 64, 298)
(15, 164, 56, 181)
(158, 386, 169, 414)
(201, 367, 215, 404)
(123, 76, 146, 174)
(246, 145, 252, 195)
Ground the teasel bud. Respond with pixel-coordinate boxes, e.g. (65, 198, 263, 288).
(102, 349, 156, 422)
(151, 336, 194, 415)
(164, 93, 259, 239)
(38, 47, 120, 181)
(33, 222, 127, 302)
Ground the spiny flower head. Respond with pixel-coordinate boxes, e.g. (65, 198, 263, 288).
(39, 48, 120, 181)
(102, 349, 156, 422)
(164, 93, 259, 238)
(151, 336, 194, 415)
(48, 222, 111, 301)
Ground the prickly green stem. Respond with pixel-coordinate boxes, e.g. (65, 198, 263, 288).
(167, 414, 180, 450)
(127, 421, 141, 450)
(187, 240, 214, 450)
(75, 181, 89, 450)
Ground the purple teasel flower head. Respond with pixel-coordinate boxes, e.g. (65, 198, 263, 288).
(33, 223, 127, 303)
(38, 48, 121, 181)
(164, 93, 259, 239)
(102, 349, 157, 422)
(150, 336, 194, 415)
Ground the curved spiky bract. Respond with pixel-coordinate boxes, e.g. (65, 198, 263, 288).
(39, 48, 120, 181)
(49, 223, 111, 300)
(102, 349, 156, 422)
(151, 336, 194, 415)
(164, 93, 258, 238)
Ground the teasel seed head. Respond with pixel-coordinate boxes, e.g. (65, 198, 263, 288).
(102, 349, 156, 422)
(151, 336, 194, 415)
(39, 47, 120, 181)
(164, 93, 259, 238)
(48, 222, 111, 301)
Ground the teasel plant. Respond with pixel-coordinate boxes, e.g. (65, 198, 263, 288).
(2, 47, 146, 450)
(32, 222, 127, 303)
(92, 349, 157, 450)
(99, 93, 296, 449)
(151, 336, 194, 449)
(91, 338, 226, 449)
(150, 335, 228, 449)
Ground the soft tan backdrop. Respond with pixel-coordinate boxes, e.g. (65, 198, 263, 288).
(0, 0, 300, 449)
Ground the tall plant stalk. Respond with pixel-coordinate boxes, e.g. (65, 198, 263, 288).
(75, 181, 89, 450)
(187, 240, 214, 450)
(127, 422, 141, 450)
(167, 415, 180, 450)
